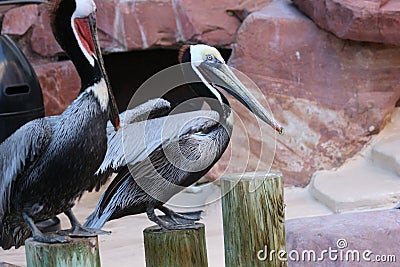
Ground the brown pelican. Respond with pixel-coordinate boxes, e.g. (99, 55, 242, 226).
(85, 44, 284, 230)
(0, 0, 120, 249)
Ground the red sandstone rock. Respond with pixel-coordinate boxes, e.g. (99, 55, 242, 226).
(293, 0, 400, 45)
(0, 6, 14, 18)
(30, 5, 62, 57)
(178, 0, 240, 46)
(226, 0, 400, 186)
(95, 0, 125, 52)
(120, 0, 179, 50)
(33, 61, 80, 116)
(96, 0, 271, 51)
(95, 0, 197, 50)
(286, 209, 400, 266)
(179, 0, 270, 45)
(1, 4, 38, 36)
(0, 1, 271, 55)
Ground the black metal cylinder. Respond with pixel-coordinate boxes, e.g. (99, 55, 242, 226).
(0, 35, 45, 143)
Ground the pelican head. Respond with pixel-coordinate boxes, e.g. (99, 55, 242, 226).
(50, 0, 119, 130)
(179, 44, 284, 135)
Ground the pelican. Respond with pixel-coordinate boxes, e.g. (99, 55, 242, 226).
(0, 0, 121, 249)
(85, 44, 284, 230)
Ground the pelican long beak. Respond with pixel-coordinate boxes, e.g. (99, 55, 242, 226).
(195, 61, 284, 135)
(88, 13, 120, 131)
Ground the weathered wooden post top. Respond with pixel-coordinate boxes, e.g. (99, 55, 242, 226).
(143, 223, 208, 267)
(25, 236, 101, 267)
(221, 171, 287, 267)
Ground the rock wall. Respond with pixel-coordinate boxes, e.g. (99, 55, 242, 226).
(226, 0, 400, 185)
(96, 0, 263, 51)
(293, 0, 400, 45)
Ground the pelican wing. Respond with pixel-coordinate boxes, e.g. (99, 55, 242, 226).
(92, 99, 171, 190)
(0, 118, 53, 217)
(87, 112, 220, 226)
(97, 165, 131, 216)
(121, 129, 218, 201)
(106, 98, 171, 137)
(96, 109, 220, 175)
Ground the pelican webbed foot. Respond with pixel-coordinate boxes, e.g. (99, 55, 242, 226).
(33, 234, 71, 244)
(23, 212, 71, 244)
(57, 225, 111, 237)
(158, 206, 202, 225)
(57, 209, 110, 237)
(146, 207, 202, 231)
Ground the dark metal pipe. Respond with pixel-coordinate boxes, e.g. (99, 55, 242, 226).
(0, 0, 47, 5)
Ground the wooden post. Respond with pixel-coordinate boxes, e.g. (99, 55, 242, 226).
(221, 171, 287, 267)
(25, 236, 101, 267)
(143, 223, 208, 267)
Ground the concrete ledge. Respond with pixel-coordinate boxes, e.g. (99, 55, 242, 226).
(310, 167, 400, 213)
(372, 136, 400, 177)
(286, 209, 400, 266)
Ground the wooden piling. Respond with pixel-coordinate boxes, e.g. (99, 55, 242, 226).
(143, 223, 208, 267)
(221, 171, 287, 267)
(25, 236, 101, 267)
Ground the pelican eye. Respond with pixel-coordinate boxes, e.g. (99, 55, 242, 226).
(206, 54, 214, 61)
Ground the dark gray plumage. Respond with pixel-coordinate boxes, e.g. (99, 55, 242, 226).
(0, 91, 109, 249)
(0, 0, 122, 249)
(0, 95, 168, 249)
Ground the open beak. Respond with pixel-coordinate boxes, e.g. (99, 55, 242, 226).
(195, 61, 284, 135)
(88, 13, 120, 131)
